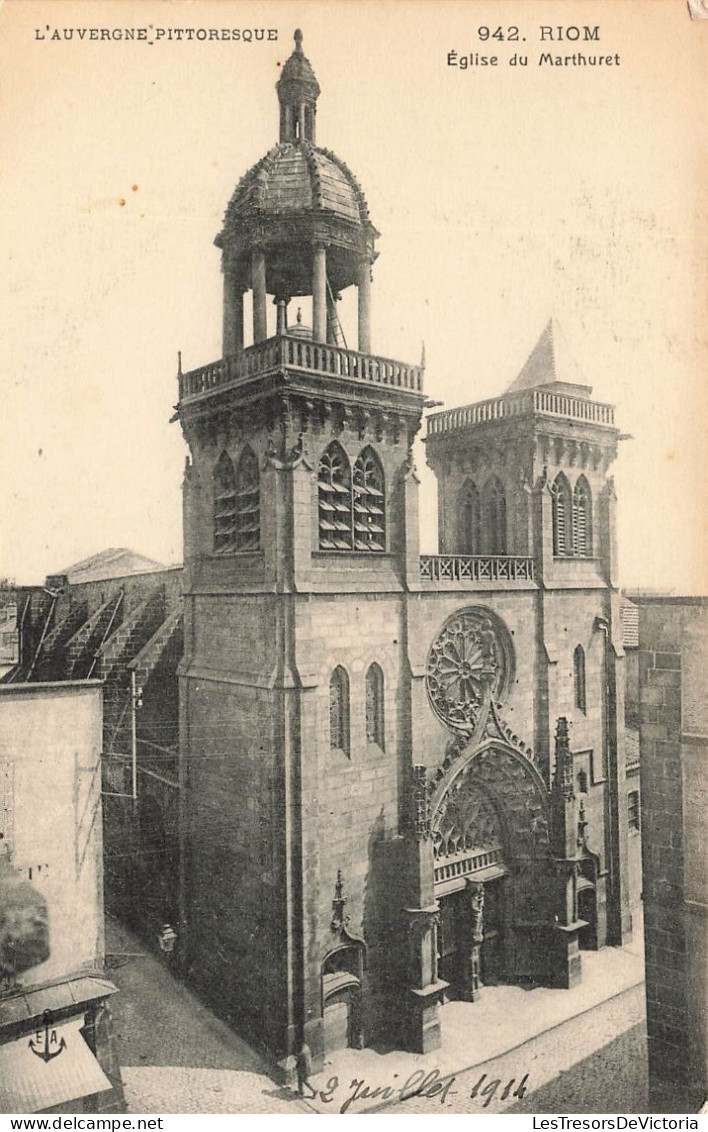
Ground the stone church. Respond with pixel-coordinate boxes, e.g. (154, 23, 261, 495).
(172, 31, 631, 1078)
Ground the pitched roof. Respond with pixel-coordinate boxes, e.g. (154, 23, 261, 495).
(506, 319, 592, 395)
(54, 549, 168, 585)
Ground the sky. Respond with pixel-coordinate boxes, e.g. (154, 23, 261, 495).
(1, 0, 706, 590)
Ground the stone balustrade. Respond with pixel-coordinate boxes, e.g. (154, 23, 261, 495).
(420, 555, 535, 583)
(178, 334, 425, 400)
(426, 388, 614, 436)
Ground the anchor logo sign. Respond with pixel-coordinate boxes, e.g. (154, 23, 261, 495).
(28, 1010, 66, 1063)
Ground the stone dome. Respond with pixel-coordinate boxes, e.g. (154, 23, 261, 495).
(220, 142, 371, 231)
(215, 30, 378, 301)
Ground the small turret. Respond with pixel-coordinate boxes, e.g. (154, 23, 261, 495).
(276, 29, 321, 143)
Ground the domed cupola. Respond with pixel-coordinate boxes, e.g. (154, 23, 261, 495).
(215, 30, 379, 354)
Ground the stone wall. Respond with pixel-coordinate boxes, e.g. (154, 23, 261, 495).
(638, 597, 708, 1113)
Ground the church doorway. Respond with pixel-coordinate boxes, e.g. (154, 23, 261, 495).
(321, 944, 365, 1056)
(438, 875, 507, 999)
(578, 881, 598, 950)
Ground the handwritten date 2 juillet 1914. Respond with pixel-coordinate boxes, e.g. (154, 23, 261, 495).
(300, 1067, 529, 1113)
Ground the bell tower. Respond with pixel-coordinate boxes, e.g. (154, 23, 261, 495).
(175, 31, 427, 1079)
(425, 320, 631, 948)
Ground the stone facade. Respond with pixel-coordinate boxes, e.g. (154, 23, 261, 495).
(174, 32, 632, 1080)
(637, 598, 707, 1113)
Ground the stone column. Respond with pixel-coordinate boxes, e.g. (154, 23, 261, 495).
(252, 246, 267, 343)
(312, 244, 327, 343)
(358, 257, 372, 353)
(402, 766, 447, 1053)
(275, 297, 288, 336)
(326, 290, 339, 345)
(222, 271, 244, 357)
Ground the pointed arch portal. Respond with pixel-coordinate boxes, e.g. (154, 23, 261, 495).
(430, 735, 553, 997)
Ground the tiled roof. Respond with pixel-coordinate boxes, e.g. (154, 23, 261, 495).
(506, 319, 592, 394)
(222, 142, 369, 229)
(54, 548, 168, 585)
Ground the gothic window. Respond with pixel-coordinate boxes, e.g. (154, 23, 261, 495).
(482, 477, 507, 555)
(329, 666, 350, 755)
(318, 442, 353, 550)
(574, 645, 587, 714)
(573, 476, 593, 557)
(551, 472, 572, 556)
(353, 447, 386, 552)
(459, 480, 481, 554)
(234, 446, 260, 552)
(365, 663, 385, 749)
(213, 451, 237, 554)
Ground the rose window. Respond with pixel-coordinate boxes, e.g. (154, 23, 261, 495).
(426, 609, 513, 731)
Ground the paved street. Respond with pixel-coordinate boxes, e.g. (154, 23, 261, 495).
(105, 912, 650, 1115)
(362, 988, 648, 1115)
(105, 917, 309, 1114)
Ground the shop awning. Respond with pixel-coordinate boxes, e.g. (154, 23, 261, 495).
(0, 1016, 111, 1113)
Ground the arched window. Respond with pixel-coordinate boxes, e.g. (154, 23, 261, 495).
(459, 480, 481, 555)
(551, 473, 572, 556)
(318, 442, 353, 550)
(365, 663, 385, 749)
(353, 447, 386, 552)
(213, 451, 237, 554)
(234, 446, 260, 552)
(573, 476, 592, 557)
(482, 477, 507, 555)
(574, 645, 587, 714)
(329, 666, 350, 755)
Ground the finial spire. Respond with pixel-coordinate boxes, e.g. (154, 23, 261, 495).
(277, 29, 320, 143)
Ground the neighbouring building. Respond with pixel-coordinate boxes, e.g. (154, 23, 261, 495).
(0, 591, 19, 677)
(2, 551, 183, 940)
(622, 596, 643, 909)
(637, 597, 707, 1114)
(171, 31, 632, 1079)
(0, 680, 124, 1113)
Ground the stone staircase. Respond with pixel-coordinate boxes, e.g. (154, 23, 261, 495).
(96, 586, 165, 684)
(128, 608, 183, 691)
(65, 591, 124, 679)
(32, 600, 88, 681)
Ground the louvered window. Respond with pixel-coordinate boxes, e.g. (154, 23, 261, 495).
(365, 663, 385, 749)
(234, 446, 260, 552)
(318, 443, 386, 553)
(318, 442, 353, 550)
(329, 666, 350, 755)
(573, 476, 592, 557)
(628, 790, 640, 832)
(459, 480, 480, 554)
(353, 448, 386, 552)
(214, 451, 238, 554)
(574, 645, 587, 714)
(482, 477, 507, 555)
(552, 473, 572, 556)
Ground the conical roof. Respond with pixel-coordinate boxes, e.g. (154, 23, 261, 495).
(277, 28, 320, 95)
(506, 319, 591, 394)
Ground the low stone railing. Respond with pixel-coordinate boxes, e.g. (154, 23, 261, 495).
(178, 334, 425, 400)
(420, 555, 535, 583)
(426, 388, 614, 436)
(434, 845, 505, 887)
